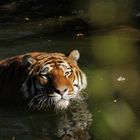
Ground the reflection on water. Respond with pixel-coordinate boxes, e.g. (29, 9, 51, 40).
(0, 102, 92, 140)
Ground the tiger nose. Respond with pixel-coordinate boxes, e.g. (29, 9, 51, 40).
(54, 87, 68, 95)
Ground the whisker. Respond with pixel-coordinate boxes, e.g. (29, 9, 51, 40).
(28, 94, 44, 109)
(48, 94, 55, 97)
(28, 100, 34, 108)
(40, 98, 47, 109)
(28, 94, 43, 104)
(50, 97, 54, 106)
(47, 98, 51, 107)
(36, 96, 47, 110)
(37, 99, 44, 110)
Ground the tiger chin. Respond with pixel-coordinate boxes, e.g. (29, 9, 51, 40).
(0, 50, 87, 110)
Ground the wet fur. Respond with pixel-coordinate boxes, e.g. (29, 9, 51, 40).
(0, 51, 87, 109)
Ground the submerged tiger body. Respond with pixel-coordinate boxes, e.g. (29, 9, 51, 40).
(0, 50, 87, 110)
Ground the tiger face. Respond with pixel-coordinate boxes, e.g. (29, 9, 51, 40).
(21, 50, 87, 110)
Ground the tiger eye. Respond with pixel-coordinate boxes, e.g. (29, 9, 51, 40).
(65, 70, 72, 77)
(65, 71, 70, 76)
(41, 75, 48, 80)
(39, 76, 48, 85)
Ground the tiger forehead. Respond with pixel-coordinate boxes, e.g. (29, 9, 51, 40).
(42, 59, 71, 70)
(31, 53, 79, 74)
(35, 53, 65, 60)
(35, 54, 68, 65)
(33, 52, 78, 67)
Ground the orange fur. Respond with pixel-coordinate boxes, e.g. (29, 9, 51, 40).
(0, 51, 87, 109)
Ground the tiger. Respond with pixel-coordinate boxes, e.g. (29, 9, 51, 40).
(0, 50, 87, 110)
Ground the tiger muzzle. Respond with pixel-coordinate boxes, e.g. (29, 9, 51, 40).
(54, 87, 68, 95)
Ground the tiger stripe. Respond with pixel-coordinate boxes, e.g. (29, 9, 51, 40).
(0, 50, 87, 110)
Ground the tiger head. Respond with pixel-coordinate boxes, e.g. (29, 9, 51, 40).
(21, 50, 87, 110)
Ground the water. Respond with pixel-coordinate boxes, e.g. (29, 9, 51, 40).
(0, 102, 92, 140)
(0, 19, 140, 140)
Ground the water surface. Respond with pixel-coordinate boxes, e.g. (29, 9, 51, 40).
(0, 20, 140, 140)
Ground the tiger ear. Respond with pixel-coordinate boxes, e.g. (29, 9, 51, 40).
(22, 55, 37, 67)
(67, 50, 80, 61)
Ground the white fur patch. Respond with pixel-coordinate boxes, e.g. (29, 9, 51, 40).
(55, 99, 69, 110)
